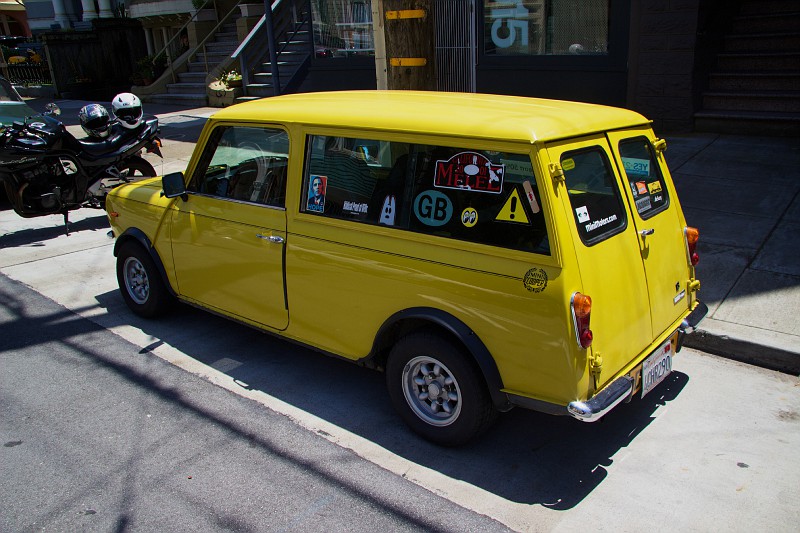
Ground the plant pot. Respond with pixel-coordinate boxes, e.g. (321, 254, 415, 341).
(239, 4, 265, 18)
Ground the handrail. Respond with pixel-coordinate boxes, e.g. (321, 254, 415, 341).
(150, 0, 219, 85)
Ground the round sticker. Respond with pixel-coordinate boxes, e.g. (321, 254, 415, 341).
(523, 268, 548, 293)
(413, 190, 453, 227)
(461, 207, 478, 227)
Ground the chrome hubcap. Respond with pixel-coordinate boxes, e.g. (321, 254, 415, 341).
(123, 256, 149, 305)
(402, 356, 461, 427)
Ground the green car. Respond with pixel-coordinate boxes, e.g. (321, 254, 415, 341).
(0, 76, 36, 126)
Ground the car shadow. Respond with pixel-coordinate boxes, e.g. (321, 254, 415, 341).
(92, 289, 689, 509)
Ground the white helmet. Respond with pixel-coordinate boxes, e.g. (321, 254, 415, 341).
(111, 92, 143, 129)
(78, 103, 112, 138)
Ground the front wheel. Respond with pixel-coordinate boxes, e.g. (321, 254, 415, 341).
(386, 331, 497, 446)
(116, 241, 172, 318)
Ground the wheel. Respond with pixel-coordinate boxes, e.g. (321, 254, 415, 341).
(386, 331, 497, 446)
(116, 241, 172, 318)
(119, 156, 157, 181)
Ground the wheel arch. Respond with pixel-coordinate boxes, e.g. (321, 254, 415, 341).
(114, 228, 175, 296)
(366, 307, 512, 412)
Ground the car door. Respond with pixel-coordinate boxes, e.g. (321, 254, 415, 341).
(606, 127, 695, 337)
(170, 125, 289, 330)
(546, 135, 654, 388)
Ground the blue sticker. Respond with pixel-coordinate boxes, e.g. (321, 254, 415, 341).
(413, 190, 453, 227)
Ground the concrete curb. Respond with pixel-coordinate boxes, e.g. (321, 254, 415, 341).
(684, 318, 800, 375)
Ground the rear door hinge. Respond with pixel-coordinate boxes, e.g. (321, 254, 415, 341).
(549, 163, 565, 182)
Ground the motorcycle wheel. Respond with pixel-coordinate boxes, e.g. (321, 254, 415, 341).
(119, 155, 157, 180)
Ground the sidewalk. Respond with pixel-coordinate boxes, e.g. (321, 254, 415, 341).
(16, 97, 800, 374)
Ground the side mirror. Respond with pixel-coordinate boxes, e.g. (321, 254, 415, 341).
(44, 103, 61, 116)
(161, 172, 188, 200)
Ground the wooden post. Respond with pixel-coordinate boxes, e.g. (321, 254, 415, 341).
(383, 0, 436, 91)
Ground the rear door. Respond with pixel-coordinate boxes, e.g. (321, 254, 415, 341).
(546, 135, 653, 386)
(606, 128, 693, 337)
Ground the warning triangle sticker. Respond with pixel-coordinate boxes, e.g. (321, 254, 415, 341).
(495, 189, 530, 224)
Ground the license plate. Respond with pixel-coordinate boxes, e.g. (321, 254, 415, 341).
(641, 338, 674, 398)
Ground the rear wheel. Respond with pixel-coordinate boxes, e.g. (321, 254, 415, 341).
(119, 155, 156, 180)
(386, 331, 497, 446)
(116, 241, 172, 318)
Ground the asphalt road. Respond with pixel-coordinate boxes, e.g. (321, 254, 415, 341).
(1, 208, 799, 532)
(0, 273, 512, 532)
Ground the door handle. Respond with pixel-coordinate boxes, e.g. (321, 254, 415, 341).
(256, 234, 284, 244)
(639, 228, 655, 236)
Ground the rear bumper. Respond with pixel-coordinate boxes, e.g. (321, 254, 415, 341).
(567, 301, 708, 422)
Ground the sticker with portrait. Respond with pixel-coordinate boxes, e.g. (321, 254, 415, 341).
(307, 174, 327, 213)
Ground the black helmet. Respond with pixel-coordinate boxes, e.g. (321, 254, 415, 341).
(78, 103, 112, 138)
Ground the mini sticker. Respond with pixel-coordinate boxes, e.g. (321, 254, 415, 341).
(648, 181, 663, 194)
(307, 175, 327, 213)
(414, 190, 453, 227)
(522, 180, 541, 214)
(434, 152, 504, 194)
(523, 268, 548, 293)
(461, 207, 478, 227)
(496, 189, 530, 224)
(630, 182, 640, 197)
(585, 214, 618, 233)
(562, 158, 576, 171)
(380, 195, 396, 226)
(636, 181, 648, 195)
(575, 205, 590, 223)
(343, 200, 369, 215)
(635, 196, 652, 213)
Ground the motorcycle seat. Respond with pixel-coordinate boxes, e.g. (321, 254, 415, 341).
(75, 117, 157, 160)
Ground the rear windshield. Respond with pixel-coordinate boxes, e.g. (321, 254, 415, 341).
(618, 137, 670, 218)
(562, 148, 627, 245)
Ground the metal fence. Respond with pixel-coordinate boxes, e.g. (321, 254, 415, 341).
(2, 62, 53, 85)
(434, 0, 476, 93)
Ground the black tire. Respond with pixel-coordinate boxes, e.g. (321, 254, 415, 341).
(116, 241, 172, 318)
(386, 331, 498, 446)
(119, 156, 157, 181)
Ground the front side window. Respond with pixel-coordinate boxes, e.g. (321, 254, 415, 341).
(484, 0, 609, 56)
(618, 137, 670, 218)
(303, 135, 550, 255)
(562, 148, 626, 245)
(188, 126, 289, 207)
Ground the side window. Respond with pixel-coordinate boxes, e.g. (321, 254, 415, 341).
(188, 126, 289, 207)
(562, 148, 627, 245)
(618, 137, 669, 218)
(302, 135, 549, 255)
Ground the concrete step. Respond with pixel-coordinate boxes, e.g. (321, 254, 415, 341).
(715, 52, 800, 71)
(178, 72, 207, 83)
(205, 41, 238, 53)
(739, 0, 800, 15)
(708, 72, 800, 91)
(694, 109, 800, 136)
(148, 93, 208, 107)
(702, 91, 800, 113)
(731, 12, 800, 34)
(725, 32, 800, 52)
(167, 82, 206, 95)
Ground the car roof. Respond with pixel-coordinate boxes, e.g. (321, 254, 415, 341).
(212, 91, 651, 144)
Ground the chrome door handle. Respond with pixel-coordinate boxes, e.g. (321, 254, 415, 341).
(256, 234, 284, 244)
(639, 228, 655, 236)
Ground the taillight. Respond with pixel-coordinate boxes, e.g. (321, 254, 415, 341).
(685, 226, 700, 266)
(571, 292, 593, 349)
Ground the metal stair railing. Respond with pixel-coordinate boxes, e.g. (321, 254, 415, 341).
(232, 0, 313, 97)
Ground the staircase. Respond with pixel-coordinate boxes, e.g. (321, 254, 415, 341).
(694, 0, 800, 136)
(240, 22, 311, 99)
(148, 18, 241, 106)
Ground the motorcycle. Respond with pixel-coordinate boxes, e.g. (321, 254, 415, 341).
(0, 102, 162, 228)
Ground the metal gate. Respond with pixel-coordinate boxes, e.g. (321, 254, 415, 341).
(434, 0, 476, 92)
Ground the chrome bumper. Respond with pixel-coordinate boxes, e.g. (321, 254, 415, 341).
(567, 301, 708, 422)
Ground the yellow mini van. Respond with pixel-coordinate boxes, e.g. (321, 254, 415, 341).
(106, 91, 706, 446)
